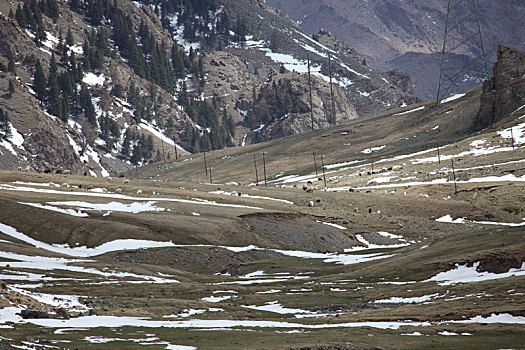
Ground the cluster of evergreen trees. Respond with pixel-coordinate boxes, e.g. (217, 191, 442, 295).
(19, 0, 238, 159)
(0, 108, 11, 140)
(14, 0, 60, 45)
(33, 53, 96, 124)
(121, 128, 154, 165)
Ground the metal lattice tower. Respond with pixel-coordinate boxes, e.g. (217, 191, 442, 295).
(436, 0, 489, 110)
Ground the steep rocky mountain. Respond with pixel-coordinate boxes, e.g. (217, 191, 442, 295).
(266, 0, 525, 100)
(0, 0, 418, 175)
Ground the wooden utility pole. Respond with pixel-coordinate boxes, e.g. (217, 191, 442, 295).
(313, 150, 318, 177)
(262, 152, 267, 187)
(253, 154, 259, 185)
(510, 127, 515, 150)
(209, 167, 213, 184)
(437, 139, 441, 164)
(321, 155, 327, 188)
(308, 53, 314, 130)
(451, 159, 457, 194)
(160, 138, 166, 164)
(204, 150, 208, 175)
(174, 141, 179, 160)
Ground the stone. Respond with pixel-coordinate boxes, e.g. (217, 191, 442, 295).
(476, 45, 525, 129)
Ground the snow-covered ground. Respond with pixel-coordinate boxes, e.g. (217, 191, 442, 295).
(139, 121, 187, 153)
(0, 222, 176, 258)
(440, 93, 465, 104)
(0, 183, 263, 210)
(426, 262, 525, 285)
(1, 307, 523, 331)
(20, 200, 167, 217)
(0, 122, 25, 156)
(436, 215, 525, 227)
(82, 72, 106, 86)
(393, 106, 425, 116)
(373, 293, 439, 304)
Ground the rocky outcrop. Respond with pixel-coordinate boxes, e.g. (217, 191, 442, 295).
(204, 50, 358, 144)
(476, 45, 525, 129)
(251, 72, 358, 142)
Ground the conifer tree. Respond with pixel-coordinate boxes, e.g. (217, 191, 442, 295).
(131, 143, 142, 165)
(15, 4, 27, 28)
(0, 108, 11, 140)
(79, 83, 96, 126)
(7, 47, 16, 73)
(33, 61, 47, 103)
(66, 28, 74, 46)
(121, 129, 132, 156)
(8, 79, 15, 96)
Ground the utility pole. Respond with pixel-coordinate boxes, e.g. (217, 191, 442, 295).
(160, 138, 166, 164)
(437, 139, 441, 164)
(436, 0, 489, 111)
(253, 154, 259, 185)
(262, 152, 267, 187)
(174, 141, 179, 160)
(320, 155, 327, 188)
(203, 150, 208, 175)
(313, 150, 318, 177)
(209, 167, 213, 184)
(308, 53, 314, 130)
(451, 159, 458, 194)
(328, 53, 335, 126)
(510, 127, 515, 150)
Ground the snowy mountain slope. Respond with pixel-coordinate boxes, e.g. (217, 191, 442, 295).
(0, 0, 419, 175)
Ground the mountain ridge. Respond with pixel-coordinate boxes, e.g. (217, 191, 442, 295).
(0, 0, 419, 175)
(266, 0, 525, 100)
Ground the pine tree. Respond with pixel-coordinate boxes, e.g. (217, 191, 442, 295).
(47, 73, 63, 118)
(7, 47, 16, 73)
(70, 0, 80, 11)
(79, 83, 96, 125)
(46, 56, 62, 119)
(201, 130, 211, 151)
(131, 143, 142, 165)
(66, 28, 74, 46)
(88, 0, 103, 25)
(8, 79, 15, 96)
(33, 61, 47, 103)
(234, 16, 246, 43)
(57, 29, 64, 52)
(95, 27, 111, 55)
(42, 0, 59, 22)
(15, 4, 27, 28)
(0, 108, 12, 140)
(121, 129, 132, 156)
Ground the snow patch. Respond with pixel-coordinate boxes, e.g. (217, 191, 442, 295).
(440, 93, 465, 104)
(426, 262, 525, 285)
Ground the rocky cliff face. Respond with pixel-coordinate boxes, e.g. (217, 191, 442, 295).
(203, 51, 358, 144)
(476, 45, 525, 130)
